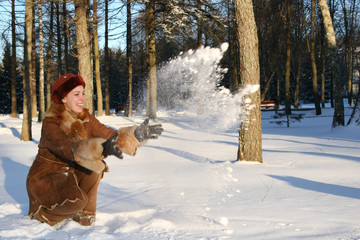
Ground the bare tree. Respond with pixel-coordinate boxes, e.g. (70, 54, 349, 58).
(56, 0, 62, 76)
(74, 0, 94, 113)
(197, 0, 203, 47)
(235, 0, 262, 163)
(284, 0, 291, 115)
(62, 0, 69, 73)
(320, 21, 326, 108)
(11, 0, 17, 118)
(93, 0, 103, 116)
(31, 6, 37, 119)
(46, 0, 55, 109)
(104, 0, 110, 115)
(146, 0, 157, 119)
(318, 0, 344, 127)
(293, 0, 307, 109)
(21, 0, 33, 141)
(38, 1, 45, 122)
(310, 0, 321, 115)
(125, 0, 133, 117)
(340, 0, 356, 107)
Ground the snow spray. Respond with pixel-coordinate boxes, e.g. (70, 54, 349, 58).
(157, 43, 258, 132)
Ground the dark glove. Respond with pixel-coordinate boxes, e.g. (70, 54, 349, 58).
(102, 132, 123, 159)
(134, 119, 164, 142)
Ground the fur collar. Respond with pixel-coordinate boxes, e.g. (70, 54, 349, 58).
(45, 102, 90, 141)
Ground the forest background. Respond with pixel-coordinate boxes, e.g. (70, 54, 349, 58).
(0, 0, 359, 140)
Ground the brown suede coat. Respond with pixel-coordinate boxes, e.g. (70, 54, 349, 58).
(26, 102, 138, 220)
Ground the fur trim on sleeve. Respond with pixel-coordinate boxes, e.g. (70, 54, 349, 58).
(72, 138, 106, 173)
(118, 126, 147, 147)
(116, 131, 139, 156)
(117, 127, 142, 156)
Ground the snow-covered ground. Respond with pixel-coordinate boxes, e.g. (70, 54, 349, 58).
(0, 106, 359, 240)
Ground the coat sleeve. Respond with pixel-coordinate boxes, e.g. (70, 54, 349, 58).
(87, 114, 140, 156)
(86, 114, 116, 139)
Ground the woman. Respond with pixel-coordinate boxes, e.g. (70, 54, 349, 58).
(26, 73, 163, 226)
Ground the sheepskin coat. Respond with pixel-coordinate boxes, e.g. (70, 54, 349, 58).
(26, 102, 137, 219)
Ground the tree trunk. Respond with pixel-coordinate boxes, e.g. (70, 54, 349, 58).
(310, 0, 321, 115)
(232, 39, 239, 92)
(261, 69, 277, 102)
(125, 0, 133, 117)
(21, 0, 33, 141)
(46, 0, 54, 110)
(93, 0, 103, 116)
(104, 0, 110, 115)
(276, 71, 280, 107)
(320, 26, 326, 108)
(341, 0, 355, 107)
(11, 0, 17, 118)
(197, 0, 203, 47)
(284, 0, 291, 115)
(146, 0, 157, 119)
(346, 50, 353, 106)
(234, 0, 262, 163)
(31, 6, 37, 119)
(74, 0, 93, 113)
(63, 0, 69, 73)
(56, 0, 62, 76)
(318, 0, 344, 127)
(294, 61, 301, 109)
(38, 1, 45, 122)
(328, 0, 335, 108)
(293, 0, 305, 109)
(347, 94, 359, 125)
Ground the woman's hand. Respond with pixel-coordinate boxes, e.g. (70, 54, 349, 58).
(102, 132, 123, 159)
(134, 119, 164, 142)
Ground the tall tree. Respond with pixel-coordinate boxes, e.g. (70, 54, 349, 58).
(11, 0, 17, 118)
(62, 0, 69, 73)
(341, 0, 356, 107)
(104, 0, 110, 115)
(21, 0, 33, 141)
(93, 0, 103, 116)
(318, 0, 344, 127)
(293, 0, 306, 109)
(146, 0, 157, 119)
(31, 6, 37, 118)
(310, 0, 321, 115)
(74, 0, 94, 113)
(125, 0, 133, 117)
(228, 0, 240, 93)
(235, 0, 262, 163)
(284, 0, 291, 115)
(197, 0, 203, 47)
(56, 0, 62, 76)
(38, 1, 45, 122)
(46, 0, 55, 109)
(320, 20, 326, 108)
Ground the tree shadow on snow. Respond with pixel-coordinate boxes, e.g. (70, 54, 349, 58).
(148, 146, 231, 164)
(263, 137, 360, 152)
(269, 175, 360, 200)
(161, 134, 237, 146)
(0, 122, 21, 139)
(1, 157, 30, 214)
(263, 148, 360, 163)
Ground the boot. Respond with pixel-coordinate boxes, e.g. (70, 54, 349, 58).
(72, 210, 96, 226)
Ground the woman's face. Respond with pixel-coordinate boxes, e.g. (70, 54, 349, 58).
(62, 85, 85, 114)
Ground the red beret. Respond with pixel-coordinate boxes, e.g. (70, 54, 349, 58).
(51, 73, 86, 103)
